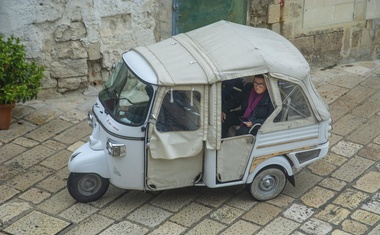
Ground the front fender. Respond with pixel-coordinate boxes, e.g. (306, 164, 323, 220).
(68, 142, 110, 178)
(247, 156, 293, 184)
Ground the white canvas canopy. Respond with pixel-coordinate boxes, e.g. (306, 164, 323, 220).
(133, 20, 310, 85)
(131, 20, 329, 121)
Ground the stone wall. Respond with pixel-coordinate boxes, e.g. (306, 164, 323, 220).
(0, 0, 379, 93)
(259, 0, 380, 66)
(0, 0, 158, 93)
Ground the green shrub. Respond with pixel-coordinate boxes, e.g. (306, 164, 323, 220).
(0, 34, 45, 104)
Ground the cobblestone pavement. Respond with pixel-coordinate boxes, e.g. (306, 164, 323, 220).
(1, 60, 380, 235)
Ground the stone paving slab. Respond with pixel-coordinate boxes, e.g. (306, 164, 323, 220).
(3, 211, 70, 235)
(1, 61, 380, 234)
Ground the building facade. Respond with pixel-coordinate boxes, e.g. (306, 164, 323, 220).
(0, 0, 379, 93)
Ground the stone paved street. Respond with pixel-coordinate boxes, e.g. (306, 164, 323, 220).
(1, 60, 380, 235)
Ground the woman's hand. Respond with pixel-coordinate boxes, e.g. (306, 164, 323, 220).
(244, 121, 253, 127)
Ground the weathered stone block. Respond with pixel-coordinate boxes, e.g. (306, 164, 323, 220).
(60, 203, 98, 223)
(88, 43, 101, 60)
(286, 2, 302, 19)
(4, 211, 70, 235)
(196, 190, 233, 209)
(352, 101, 380, 118)
(88, 61, 103, 84)
(332, 156, 373, 182)
(221, 220, 260, 235)
(5, 145, 55, 169)
(300, 218, 332, 235)
(316, 83, 348, 105)
(54, 22, 87, 42)
(127, 204, 172, 228)
(24, 107, 62, 125)
(0, 185, 20, 204)
(210, 205, 244, 224)
(341, 219, 368, 235)
(7, 165, 54, 191)
(347, 114, 380, 145)
(340, 84, 376, 105)
(292, 35, 314, 55)
(351, 209, 380, 226)
(50, 58, 88, 78)
(362, 193, 380, 215)
(53, 121, 91, 145)
(283, 204, 314, 223)
(315, 30, 344, 52)
(328, 73, 366, 89)
(268, 4, 281, 24)
(0, 200, 33, 225)
(101, 221, 149, 234)
(308, 159, 336, 176)
(332, 114, 366, 136)
(19, 188, 51, 205)
(243, 203, 282, 225)
(100, 14, 132, 38)
(255, 217, 300, 235)
(57, 76, 87, 92)
(51, 41, 87, 59)
(41, 76, 58, 89)
(32, 2, 66, 24)
(354, 171, 380, 193)
(68, 6, 83, 22)
(319, 178, 346, 191)
(63, 214, 115, 235)
(333, 188, 369, 210)
(300, 186, 335, 208)
(0, 143, 27, 164)
(323, 152, 348, 166)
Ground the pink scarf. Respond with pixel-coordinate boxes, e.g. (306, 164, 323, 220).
(242, 88, 264, 122)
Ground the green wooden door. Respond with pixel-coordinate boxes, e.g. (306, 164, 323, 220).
(173, 0, 247, 35)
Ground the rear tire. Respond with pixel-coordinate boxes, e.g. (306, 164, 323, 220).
(248, 167, 287, 201)
(67, 173, 109, 203)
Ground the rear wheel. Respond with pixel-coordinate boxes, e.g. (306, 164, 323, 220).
(248, 167, 287, 201)
(67, 173, 109, 203)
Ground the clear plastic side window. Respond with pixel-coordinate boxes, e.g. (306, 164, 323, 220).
(156, 90, 201, 132)
(274, 80, 311, 122)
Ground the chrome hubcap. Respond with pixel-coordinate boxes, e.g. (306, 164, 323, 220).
(259, 175, 278, 191)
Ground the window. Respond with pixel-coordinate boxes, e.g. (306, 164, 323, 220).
(156, 90, 201, 132)
(274, 80, 311, 122)
(99, 61, 153, 126)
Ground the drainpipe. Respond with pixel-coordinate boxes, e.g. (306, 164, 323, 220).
(279, 0, 284, 35)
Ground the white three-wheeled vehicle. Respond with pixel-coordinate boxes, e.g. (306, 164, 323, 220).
(67, 21, 331, 202)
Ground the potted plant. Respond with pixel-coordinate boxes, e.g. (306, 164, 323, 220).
(0, 34, 45, 130)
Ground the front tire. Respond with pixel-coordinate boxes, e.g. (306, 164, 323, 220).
(248, 167, 287, 201)
(67, 173, 109, 203)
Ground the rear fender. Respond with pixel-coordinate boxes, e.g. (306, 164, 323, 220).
(68, 142, 110, 178)
(247, 156, 294, 186)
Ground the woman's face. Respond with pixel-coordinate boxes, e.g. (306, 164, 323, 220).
(253, 77, 267, 95)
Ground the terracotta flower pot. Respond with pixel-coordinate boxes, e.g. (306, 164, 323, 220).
(0, 104, 15, 130)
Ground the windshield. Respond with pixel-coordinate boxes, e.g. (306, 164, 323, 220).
(99, 60, 153, 126)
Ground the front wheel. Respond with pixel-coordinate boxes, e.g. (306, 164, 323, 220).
(67, 173, 109, 203)
(248, 167, 287, 201)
